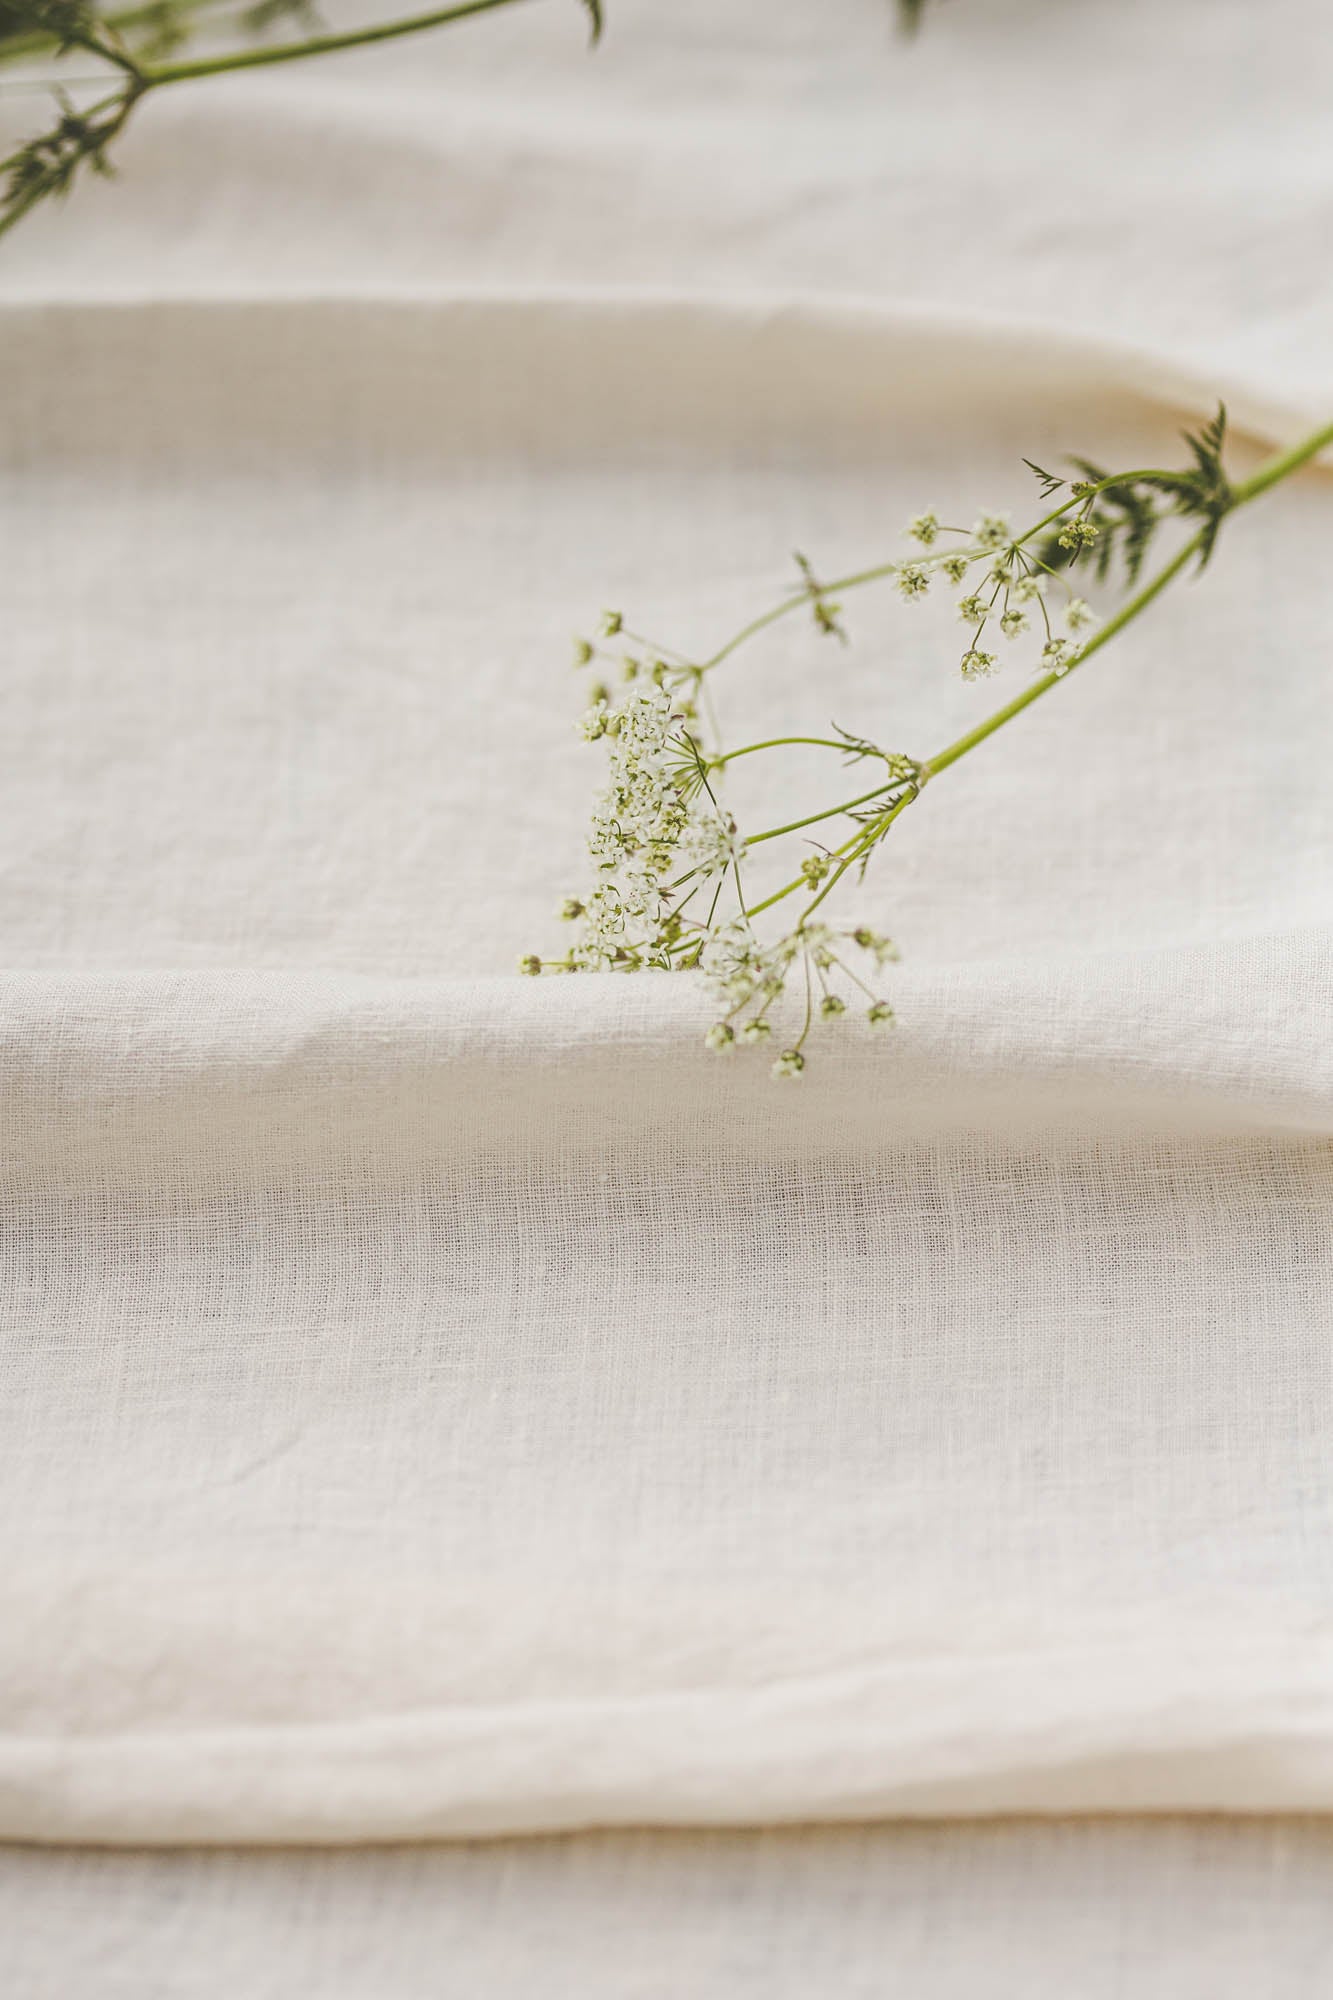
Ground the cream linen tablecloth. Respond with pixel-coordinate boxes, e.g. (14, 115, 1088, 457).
(3, 0, 1333, 1990)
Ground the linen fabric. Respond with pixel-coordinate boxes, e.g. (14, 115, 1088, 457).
(2, 0, 1333, 1982)
(2, 295, 1331, 1840)
(7, 1821, 1333, 2000)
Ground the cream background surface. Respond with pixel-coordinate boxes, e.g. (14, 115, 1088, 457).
(2, 0, 1333, 1985)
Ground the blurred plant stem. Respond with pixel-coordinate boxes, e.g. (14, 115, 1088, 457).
(0, 0, 598, 237)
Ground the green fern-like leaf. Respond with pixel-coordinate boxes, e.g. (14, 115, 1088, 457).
(1034, 407, 1233, 583)
(1023, 459, 1065, 501)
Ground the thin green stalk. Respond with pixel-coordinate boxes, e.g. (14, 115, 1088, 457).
(796, 788, 917, 922)
(700, 559, 901, 671)
(0, 0, 567, 240)
(744, 794, 907, 920)
(1230, 419, 1333, 503)
(712, 736, 855, 765)
(145, 0, 534, 79)
(747, 779, 899, 845)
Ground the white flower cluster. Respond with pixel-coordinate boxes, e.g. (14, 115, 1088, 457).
(549, 684, 742, 974)
(528, 412, 1256, 1075)
(699, 919, 898, 1080)
(885, 508, 1103, 685)
(891, 506, 1103, 683)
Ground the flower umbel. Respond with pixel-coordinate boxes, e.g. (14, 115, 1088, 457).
(535, 405, 1333, 1076)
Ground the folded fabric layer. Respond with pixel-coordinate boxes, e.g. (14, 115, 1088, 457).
(2, 284, 1331, 1845)
(2, 952, 1331, 1842)
(11, 1818, 1333, 2000)
(3, 932, 1331, 1175)
(2, 0, 1330, 421)
(4, 294, 1331, 979)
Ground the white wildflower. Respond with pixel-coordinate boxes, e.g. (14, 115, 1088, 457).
(851, 927, 900, 969)
(960, 648, 998, 680)
(906, 510, 940, 546)
(973, 513, 1010, 550)
(684, 812, 746, 880)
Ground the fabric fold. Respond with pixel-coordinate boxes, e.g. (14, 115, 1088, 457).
(3, 266, 1331, 1854)
(11, 1626, 1333, 1845)
(3, 929, 1330, 1183)
(3, 939, 1332, 1843)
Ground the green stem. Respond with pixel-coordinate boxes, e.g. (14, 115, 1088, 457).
(1230, 419, 1333, 503)
(747, 779, 898, 845)
(798, 788, 917, 923)
(143, 0, 533, 79)
(744, 804, 892, 920)
(700, 559, 901, 671)
(712, 736, 855, 765)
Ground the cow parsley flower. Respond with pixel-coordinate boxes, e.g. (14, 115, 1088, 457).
(580, 700, 611, 742)
(852, 927, 900, 969)
(547, 403, 1284, 1075)
(973, 513, 1010, 550)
